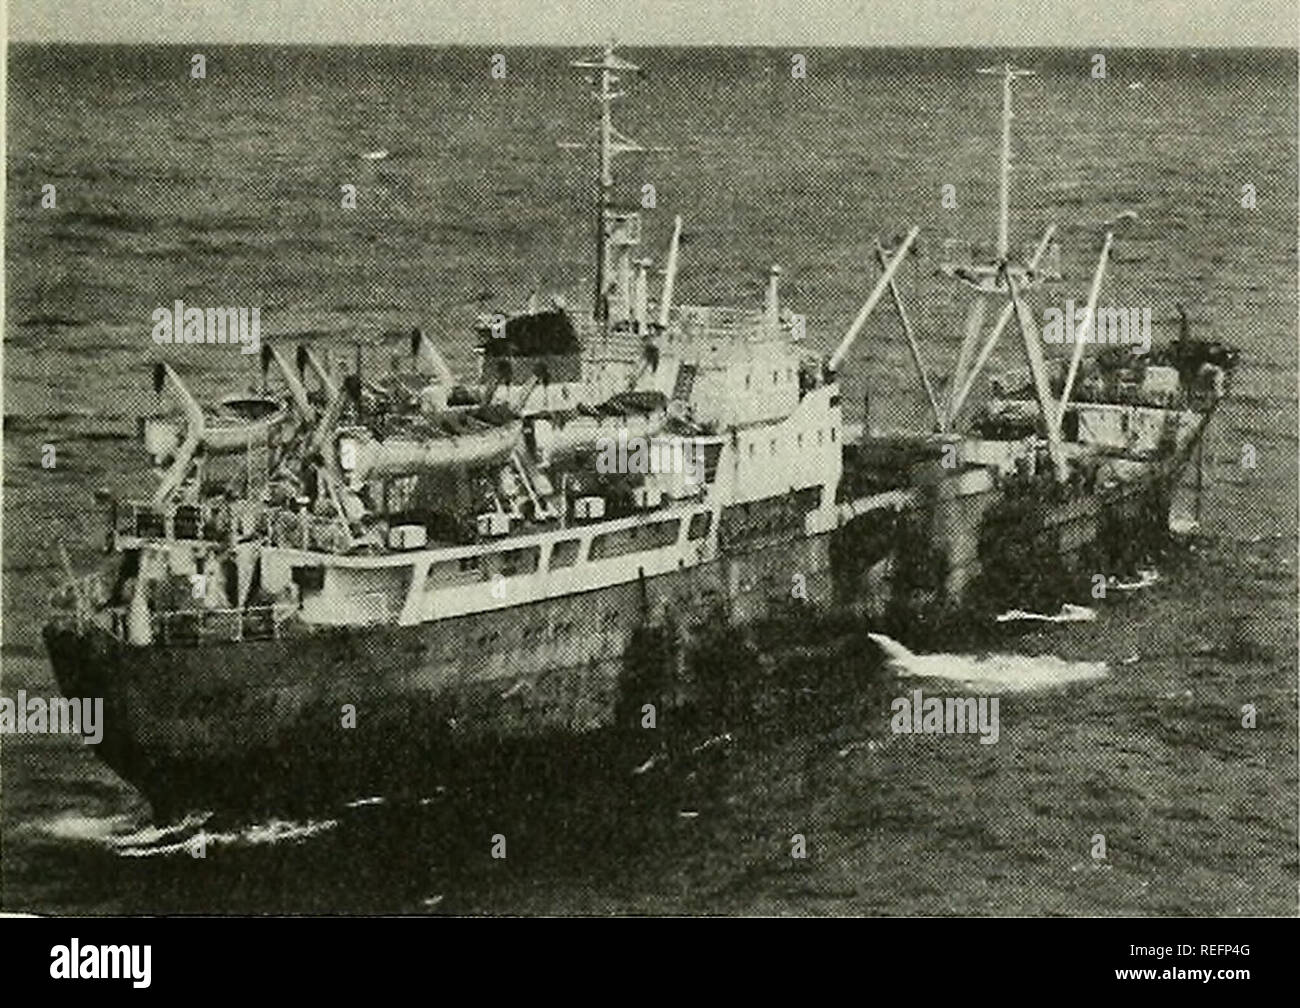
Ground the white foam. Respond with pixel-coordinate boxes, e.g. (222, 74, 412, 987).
(105, 812, 212, 848)
(1109, 568, 1160, 592)
(868, 633, 1108, 693)
(996, 603, 1096, 624)
(112, 816, 338, 858)
(36, 811, 134, 843)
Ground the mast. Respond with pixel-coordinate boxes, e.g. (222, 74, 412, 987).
(594, 44, 617, 321)
(564, 43, 666, 326)
(976, 62, 1033, 262)
(996, 66, 1011, 260)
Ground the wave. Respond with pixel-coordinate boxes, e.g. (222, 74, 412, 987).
(32, 810, 142, 843)
(111, 815, 339, 858)
(4, 412, 134, 437)
(867, 633, 1108, 692)
(24, 807, 339, 858)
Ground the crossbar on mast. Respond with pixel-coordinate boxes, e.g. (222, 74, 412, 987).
(560, 43, 669, 324)
(947, 223, 1057, 423)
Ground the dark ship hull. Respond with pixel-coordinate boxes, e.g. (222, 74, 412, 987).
(44, 531, 839, 818)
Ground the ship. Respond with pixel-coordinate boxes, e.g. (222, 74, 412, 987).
(43, 50, 1236, 819)
(832, 63, 1238, 628)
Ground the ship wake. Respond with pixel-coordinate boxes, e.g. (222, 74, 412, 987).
(110, 815, 340, 858)
(867, 633, 1108, 692)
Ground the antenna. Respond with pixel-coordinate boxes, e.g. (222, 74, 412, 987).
(560, 42, 670, 324)
(976, 63, 1035, 260)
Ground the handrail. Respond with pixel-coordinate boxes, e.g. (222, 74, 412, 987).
(265, 508, 353, 553)
(151, 603, 295, 644)
(49, 597, 296, 645)
(117, 499, 226, 542)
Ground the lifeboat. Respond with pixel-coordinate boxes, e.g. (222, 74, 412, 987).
(201, 395, 288, 452)
(529, 389, 669, 460)
(142, 392, 288, 460)
(143, 362, 297, 504)
(336, 405, 522, 481)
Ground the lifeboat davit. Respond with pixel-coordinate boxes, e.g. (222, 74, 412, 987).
(144, 362, 294, 504)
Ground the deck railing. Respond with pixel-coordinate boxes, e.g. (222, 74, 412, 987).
(671, 304, 787, 343)
(151, 603, 296, 645)
(49, 589, 296, 645)
(264, 509, 353, 553)
(116, 500, 226, 543)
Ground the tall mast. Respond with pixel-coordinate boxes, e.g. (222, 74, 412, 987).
(563, 42, 665, 325)
(594, 44, 618, 320)
(976, 62, 1033, 261)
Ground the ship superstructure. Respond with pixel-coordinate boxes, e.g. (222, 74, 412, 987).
(480, 44, 675, 412)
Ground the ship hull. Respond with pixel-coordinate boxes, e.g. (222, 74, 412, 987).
(44, 425, 1205, 818)
(44, 531, 839, 818)
(932, 425, 1201, 610)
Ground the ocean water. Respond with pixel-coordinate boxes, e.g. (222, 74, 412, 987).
(3, 45, 1296, 914)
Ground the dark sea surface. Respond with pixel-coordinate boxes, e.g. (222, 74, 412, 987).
(3, 45, 1296, 914)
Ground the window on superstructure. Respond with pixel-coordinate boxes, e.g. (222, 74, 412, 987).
(687, 512, 712, 540)
(831, 428, 837, 442)
(549, 539, 581, 569)
(426, 556, 483, 590)
(495, 546, 540, 577)
(589, 519, 680, 560)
